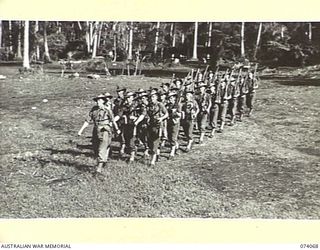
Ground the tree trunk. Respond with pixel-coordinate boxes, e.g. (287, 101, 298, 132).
(128, 22, 133, 60)
(0, 21, 2, 48)
(154, 22, 160, 55)
(17, 21, 22, 59)
(35, 21, 40, 60)
(181, 33, 185, 44)
(43, 21, 51, 62)
(97, 22, 103, 48)
(9, 21, 13, 52)
(84, 22, 90, 53)
(23, 21, 30, 69)
(253, 22, 262, 60)
(308, 22, 312, 41)
(207, 22, 212, 47)
(240, 22, 245, 58)
(89, 22, 93, 49)
(192, 22, 198, 60)
(91, 22, 99, 58)
(112, 23, 117, 62)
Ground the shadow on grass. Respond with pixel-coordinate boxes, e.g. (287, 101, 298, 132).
(36, 157, 94, 173)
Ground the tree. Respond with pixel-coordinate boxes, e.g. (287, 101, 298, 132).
(253, 22, 262, 60)
(154, 22, 160, 54)
(308, 22, 312, 41)
(23, 21, 30, 68)
(43, 21, 51, 62)
(240, 22, 245, 58)
(192, 22, 198, 60)
(0, 21, 2, 48)
(16, 21, 22, 59)
(35, 21, 40, 60)
(91, 21, 99, 58)
(128, 22, 133, 60)
(207, 22, 212, 47)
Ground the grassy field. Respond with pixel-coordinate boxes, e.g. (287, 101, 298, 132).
(0, 66, 319, 219)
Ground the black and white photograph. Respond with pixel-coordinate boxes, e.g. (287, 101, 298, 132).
(0, 19, 319, 220)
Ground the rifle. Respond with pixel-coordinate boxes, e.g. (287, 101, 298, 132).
(203, 65, 210, 81)
(169, 73, 176, 87)
(253, 63, 259, 89)
(190, 68, 195, 81)
(213, 65, 220, 81)
(223, 68, 234, 100)
(194, 68, 200, 82)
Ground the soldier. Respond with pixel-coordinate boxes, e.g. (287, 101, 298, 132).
(120, 92, 145, 163)
(166, 91, 182, 159)
(172, 78, 183, 91)
(146, 89, 168, 165)
(78, 93, 120, 174)
(218, 70, 232, 132)
(237, 70, 249, 122)
(195, 81, 211, 144)
(208, 75, 221, 137)
(160, 82, 170, 95)
(135, 91, 150, 157)
(158, 88, 168, 147)
(227, 74, 240, 126)
(246, 71, 259, 117)
(113, 87, 127, 155)
(181, 90, 199, 152)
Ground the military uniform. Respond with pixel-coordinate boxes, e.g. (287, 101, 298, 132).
(195, 83, 211, 143)
(246, 73, 258, 116)
(227, 77, 240, 125)
(147, 100, 168, 156)
(237, 75, 249, 121)
(166, 93, 182, 157)
(181, 92, 199, 151)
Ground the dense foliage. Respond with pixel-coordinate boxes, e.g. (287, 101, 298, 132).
(0, 21, 319, 67)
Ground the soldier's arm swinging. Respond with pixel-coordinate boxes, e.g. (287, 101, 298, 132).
(78, 121, 89, 136)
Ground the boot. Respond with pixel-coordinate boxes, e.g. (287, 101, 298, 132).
(175, 143, 180, 155)
(119, 144, 125, 156)
(230, 117, 235, 126)
(168, 146, 175, 160)
(199, 132, 205, 144)
(96, 162, 104, 173)
(239, 114, 243, 122)
(129, 151, 135, 164)
(150, 154, 157, 166)
(160, 139, 166, 148)
(248, 109, 253, 117)
(209, 128, 215, 138)
(156, 148, 160, 162)
(218, 122, 225, 133)
(186, 139, 193, 152)
(144, 148, 150, 158)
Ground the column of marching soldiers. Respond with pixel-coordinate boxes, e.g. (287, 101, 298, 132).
(78, 63, 259, 175)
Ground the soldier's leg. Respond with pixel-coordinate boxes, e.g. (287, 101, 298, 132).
(210, 104, 219, 137)
(92, 126, 99, 157)
(238, 95, 245, 121)
(148, 125, 161, 165)
(199, 114, 207, 143)
(186, 120, 194, 151)
(97, 130, 111, 173)
(248, 92, 256, 116)
(230, 98, 238, 125)
(124, 124, 136, 162)
(219, 101, 228, 132)
(161, 120, 168, 147)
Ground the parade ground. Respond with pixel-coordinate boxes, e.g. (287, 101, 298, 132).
(0, 67, 319, 219)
